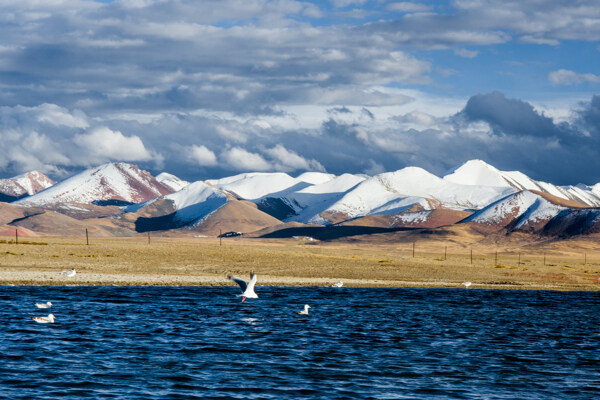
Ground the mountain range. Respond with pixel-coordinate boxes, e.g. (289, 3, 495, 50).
(3, 159, 600, 241)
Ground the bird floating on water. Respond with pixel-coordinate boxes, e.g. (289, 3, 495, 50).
(35, 301, 52, 309)
(228, 271, 258, 302)
(297, 304, 311, 315)
(332, 281, 343, 288)
(32, 314, 55, 323)
(60, 269, 76, 278)
(462, 281, 472, 288)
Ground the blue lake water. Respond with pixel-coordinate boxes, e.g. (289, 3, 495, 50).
(1, 286, 599, 399)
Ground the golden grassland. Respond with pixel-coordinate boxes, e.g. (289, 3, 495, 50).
(1, 233, 600, 291)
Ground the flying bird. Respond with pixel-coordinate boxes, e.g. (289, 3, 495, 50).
(60, 269, 76, 278)
(228, 271, 258, 302)
(32, 314, 55, 324)
(297, 304, 311, 315)
(35, 301, 52, 309)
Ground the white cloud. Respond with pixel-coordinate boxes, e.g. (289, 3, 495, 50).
(74, 127, 153, 163)
(330, 0, 367, 7)
(387, 2, 431, 13)
(216, 125, 247, 143)
(35, 103, 89, 129)
(264, 144, 325, 172)
(221, 147, 272, 171)
(453, 48, 479, 58)
(549, 69, 600, 85)
(187, 144, 217, 166)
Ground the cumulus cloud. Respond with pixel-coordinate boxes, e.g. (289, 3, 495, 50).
(549, 69, 600, 85)
(221, 147, 272, 171)
(74, 127, 153, 164)
(187, 145, 217, 166)
(263, 144, 325, 172)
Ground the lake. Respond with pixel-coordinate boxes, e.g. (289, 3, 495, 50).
(1, 285, 599, 399)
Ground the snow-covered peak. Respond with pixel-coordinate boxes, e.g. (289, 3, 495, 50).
(208, 172, 303, 200)
(16, 162, 173, 206)
(296, 173, 365, 195)
(465, 190, 566, 229)
(156, 172, 190, 192)
(295, 172, 336, 185)
(443, 159, 509, 187)
(0, 170, 55, 199)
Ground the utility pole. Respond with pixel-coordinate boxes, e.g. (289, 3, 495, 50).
(495, 251, 497, 266)
(219, 229, 222, 247)
(85, 228, 89, 246)
(15, 229, 18, 245)
(518, 252, 521, 266)
(470, 248, 473, 264)
(543, 253, 546, 266)
(147, 232, 151, 245)
(444, 246, 447, 261)
(412, 242, 415, 258)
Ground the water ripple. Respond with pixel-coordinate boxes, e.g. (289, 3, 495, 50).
(1, 286, 599, 399)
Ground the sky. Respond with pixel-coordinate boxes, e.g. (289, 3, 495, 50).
(1, 0, 600, 185)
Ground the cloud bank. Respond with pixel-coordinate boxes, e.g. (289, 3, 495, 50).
(0, 1, 600, 185)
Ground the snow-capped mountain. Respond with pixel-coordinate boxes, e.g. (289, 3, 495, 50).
(462, 189, 599, 234)
(162, 181, 228, 225)
(156, 172, 190, 192)
(443, 159, 600, 206)
(313, 167, 514, 224)
(207, 172, 308, 200)
(0, 171, 55, 201)
(15, 163, 173, 206)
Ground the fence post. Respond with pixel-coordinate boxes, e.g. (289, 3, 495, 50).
(495, 251, 497, 266)
(518, 252, 521, 266)
(412, 241, 415, 258)
(86, 228, 89, 246)
(219, 229, 222, 247)
(15, 229, 18, 245)
(444, 246, 447, 261)
(147, 232, 151, 244)
(470, 248, 473, 264)
(543, 253, 546, 266)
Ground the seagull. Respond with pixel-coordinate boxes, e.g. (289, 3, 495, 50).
(462, 281, 472, 288)
(60, 269, 76, 278)
(332, 281, 343, 288)
(32, 314, 55, 324)
(297, 304, 311, 315)
(35, 301, 52, 309)
(228, 271, 258, 302)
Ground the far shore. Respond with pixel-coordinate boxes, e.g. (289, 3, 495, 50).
(1, 235, 600, 291)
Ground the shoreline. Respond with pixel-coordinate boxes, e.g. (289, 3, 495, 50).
(2, 270, 599, 291)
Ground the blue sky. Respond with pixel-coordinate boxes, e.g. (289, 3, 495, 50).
(1, 0, 600, 185)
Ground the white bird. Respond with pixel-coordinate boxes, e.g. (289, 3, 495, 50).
(462, 281, 472, 288)
(35, 301, 52, 309)
(228, 271, 258, 302)
(332, 281, 343, 288)
(32, 314, 55, 324)
(297, 304, 311, 315)
(60, 269, 76, 278)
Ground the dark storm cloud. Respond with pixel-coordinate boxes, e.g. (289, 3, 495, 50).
(458, 91, 574, 140)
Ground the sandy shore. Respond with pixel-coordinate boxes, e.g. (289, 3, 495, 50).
(1, 236, 600, 291)
(2, 268, 598, 291)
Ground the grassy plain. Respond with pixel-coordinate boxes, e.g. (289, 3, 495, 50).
(1, 233, 600, 290)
